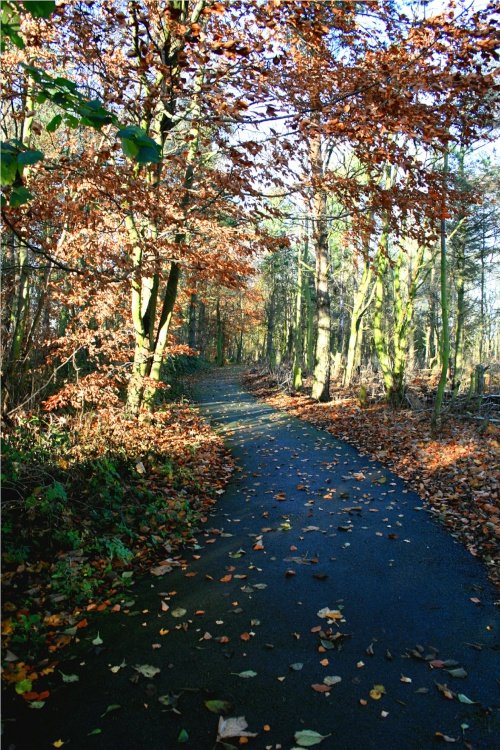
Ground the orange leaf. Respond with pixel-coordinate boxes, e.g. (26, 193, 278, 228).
(311, 683, 330, 692)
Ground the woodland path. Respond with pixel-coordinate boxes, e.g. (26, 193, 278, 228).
(4, 368, 499, 750)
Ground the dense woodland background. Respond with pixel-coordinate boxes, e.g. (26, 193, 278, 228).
(1, 0, 499, 694)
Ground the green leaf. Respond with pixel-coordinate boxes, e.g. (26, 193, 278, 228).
(232, 670, 257, 679)
(177, 729, 189, 744)
(135, 145, 161, 164)
(120, 137, 139, 159)
(18, 149, 44, 166)
(64, 114, 79, 128)
(78, 99, 115, 129)
(117, 126, 161, 163)
(15, 678, 33, 695)
(294, 729, 331, 747)
(28, 701, 46, 709)
(1, 5, 24, 51)
(59, 671, 79, 683)
(100, 704, 121, 718)
(10, 186, 33, 207)
(92, 631, 103, 646)
(21, 1, 56, 18)
(447, 667, 468, 679)
(204, 699, 233, 715)
(117, 125, 148, 142)
(1, 153, 18, 185)
(133, 664, 160, 678)
(54, 76, 78, 91)
(47, 114, 63, 132)
(457, 693, 476, 704)
(1, 23, 25, 51)
(88, 728, 102, 736)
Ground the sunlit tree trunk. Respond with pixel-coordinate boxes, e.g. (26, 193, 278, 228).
(343, 260, 373, 386)
(292, 225, 307, 390)
(372, 242, 395, 397)
(216, 296, 224, 366)
(432, 150, 450, 429)
(451, 150, 466, 397)
(309, 113, 331, 402)
(188, 293, 198, 349)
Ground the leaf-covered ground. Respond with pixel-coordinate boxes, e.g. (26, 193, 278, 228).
(1, 401, 233, 700)
(244, 370, 500, 589)
(3, 368, 498, 750)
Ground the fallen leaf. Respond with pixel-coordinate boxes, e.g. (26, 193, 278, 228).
(435, 732, 458, 743)
(177, 729, 189, 743)
(205, 699, 233, 714)
(311, 683, 330, 693)
(232, 671, 257, 678)
(323, 675, 341, 686)
(435, 682, 455, 700)
(171, 608, 187, 618)
(446, 667, 467, 679)
(289, 663, 304, 671)
(91, 632, 103, 646)
(100, 704, 121, 717)
(294, 729, 331, 746)
(216, 716, 258, 741)
(59, 672, 79, 683)
(133, 664, 160, 678)
(317, 608, 343, 621)
(53, 741, 65, 748)
(457, 693, 476, 704)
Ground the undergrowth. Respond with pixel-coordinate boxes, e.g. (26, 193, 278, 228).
(1, 359, 231, 691)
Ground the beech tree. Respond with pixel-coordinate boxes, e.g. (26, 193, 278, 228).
(1, 0, 498, 419)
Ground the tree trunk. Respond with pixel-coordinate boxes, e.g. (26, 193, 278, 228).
(188, 293, 198, 349)
(292, 225, 307, 390)
(373, 245, 395, 398)
(216, 296, 224, 366)
(432, 151, 450, 429)
(343, 261, 373, 386)
(309, 117, 331, 402)
(451, 150, 466, 397)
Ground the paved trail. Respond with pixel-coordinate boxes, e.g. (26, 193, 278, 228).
(5, 369, 499, 749)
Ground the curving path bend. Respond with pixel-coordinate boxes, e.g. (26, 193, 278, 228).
(4, 368, 499, 750)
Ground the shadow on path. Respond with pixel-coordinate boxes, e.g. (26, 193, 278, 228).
(4, 368, 499, 749)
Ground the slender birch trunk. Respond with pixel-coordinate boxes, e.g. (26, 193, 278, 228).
(432, 150, 450, 429)
(309, 112, 331, 402)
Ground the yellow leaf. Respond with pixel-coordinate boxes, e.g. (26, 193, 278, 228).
(369, 690, 382, 700)
(53, 741, 65, 748)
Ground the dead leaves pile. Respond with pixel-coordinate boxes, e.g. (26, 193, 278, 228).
(244, 371, 499, 587)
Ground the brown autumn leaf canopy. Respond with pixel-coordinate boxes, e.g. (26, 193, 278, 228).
(2, 0, 498, 415)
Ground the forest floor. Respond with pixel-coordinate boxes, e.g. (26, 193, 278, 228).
(2, 367, 499, 750)
(243, 369, 500, 590)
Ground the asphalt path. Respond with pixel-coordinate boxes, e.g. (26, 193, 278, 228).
(4, 368, 499, 749)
